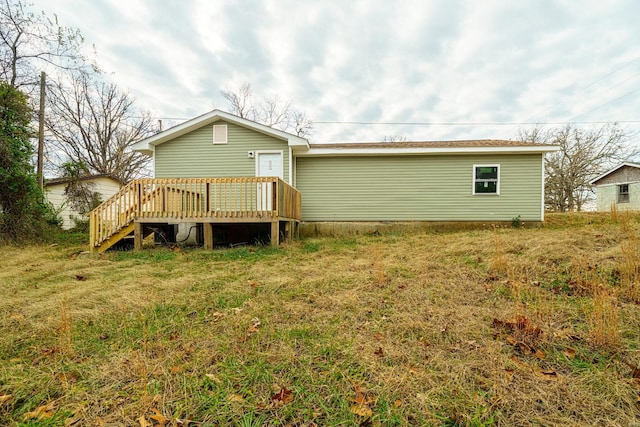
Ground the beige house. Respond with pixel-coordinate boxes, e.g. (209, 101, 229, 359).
(590, 162, 640, 212)
(45, 175, 122, 229)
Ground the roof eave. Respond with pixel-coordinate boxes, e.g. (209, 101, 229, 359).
(131, 109, 310, 152)
(295, 145, 560, 157)
(589, 162, 640, 185)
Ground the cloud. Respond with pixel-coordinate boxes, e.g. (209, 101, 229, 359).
(32, 0, 640, 143)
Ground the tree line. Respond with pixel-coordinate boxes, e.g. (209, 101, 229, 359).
(0, 0, 635, 243)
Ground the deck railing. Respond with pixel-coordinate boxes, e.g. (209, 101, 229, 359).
(89, 177, 301, 248)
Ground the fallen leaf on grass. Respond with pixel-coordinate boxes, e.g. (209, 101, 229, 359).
(247, 317, 261, 334)
(493, 316, 542, 337)
(57, 371, 79, 388)
(0, 395, 12, 406)
(228, 394, 245, 403)
(205, 373, 223, 384)
(393, 399, 402, 407)
(563, 347, 576, 359)
(350, 404, 373, 418)
(271, 386, 294, 406)
(510, 355, 529, 369)
(350, 382, 376, 418)
(516, 342, 532, 355)
(374, 347, 384, 357)
(149, 409, 169, 426)
(23, 401, 55, 421)
(138, 415, 152, 427)
(373, 333, 383, 341)
(210, 311, 224, 321)
(538, 369, 559, 380)
(170, 365, 185, 374)
(534, 349, 546, 360)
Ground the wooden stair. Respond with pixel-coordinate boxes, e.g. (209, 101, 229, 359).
(94, 223, 135, 253)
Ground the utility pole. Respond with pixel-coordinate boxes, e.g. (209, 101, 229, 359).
(37, 71, 45, 192)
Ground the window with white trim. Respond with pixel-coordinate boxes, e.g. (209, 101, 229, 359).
(473, 165, 500, 195)
(618, 184, 629, 203)
(212, 124, 227, 144)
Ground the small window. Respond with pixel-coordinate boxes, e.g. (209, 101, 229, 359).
(473, 165, 500, 195)
(618, 184, 630, 203)
(213, 124, 227, 144)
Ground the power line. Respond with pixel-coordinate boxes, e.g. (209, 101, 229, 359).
(522, 55, 640, 123)
(314, 119, 640, 127)
(569, 86, 640, 122)
(546, 70, 640, 121)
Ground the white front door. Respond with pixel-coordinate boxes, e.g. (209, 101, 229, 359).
(256, 152, 283, 211)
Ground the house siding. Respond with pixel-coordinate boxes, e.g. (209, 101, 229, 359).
(154, 120, 291, 183)
(596, 182, 640, 211)
(295, 153, 544, 221)
(46, 177, 121, 229)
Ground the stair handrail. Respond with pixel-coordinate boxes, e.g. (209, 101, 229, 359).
(89, 179, 141, 248)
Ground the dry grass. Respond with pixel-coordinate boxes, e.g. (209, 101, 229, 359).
(0, 217, 639, 426)
(588, 288, 620, 349)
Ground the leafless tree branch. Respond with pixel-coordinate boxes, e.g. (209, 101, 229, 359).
(519, 123, 638, 212)
(45, 72, 156, 182)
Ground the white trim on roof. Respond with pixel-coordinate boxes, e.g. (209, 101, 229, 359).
(589, 162, 640, 185)
(295, 145, 560, 157)
(131, 109, 309, 155)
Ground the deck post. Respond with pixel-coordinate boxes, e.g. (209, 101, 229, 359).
(270, 220, 279, 246)
(285, 220, 295, 242)
(203, 223, 214, 249)
(289, 220, 296, 242)
(89, 212, 96, 253)
(134, 222, 143, 251)
(205, 183, 211, 213)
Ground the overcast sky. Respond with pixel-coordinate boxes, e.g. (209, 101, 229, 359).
(34, 0, 640, 143)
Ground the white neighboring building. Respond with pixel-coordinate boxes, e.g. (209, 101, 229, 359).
(45, 175, 122, 229)
(590, 163, 640, 212)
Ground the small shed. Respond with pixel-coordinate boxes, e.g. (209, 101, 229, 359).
(45, 175, 122, 229)
(590, 162, 640, 211)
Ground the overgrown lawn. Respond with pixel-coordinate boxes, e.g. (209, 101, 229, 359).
(1, 213, 639, 426)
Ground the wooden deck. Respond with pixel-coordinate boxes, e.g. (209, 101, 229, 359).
(89, 177, 302, 252)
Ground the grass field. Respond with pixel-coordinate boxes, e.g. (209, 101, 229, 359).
(1, 213, 639, 426)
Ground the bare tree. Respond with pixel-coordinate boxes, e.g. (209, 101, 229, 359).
(0, 0, 90, 89)
(519, 123, 637, 212)
(221, 82, 256, 120)
(45, 72, 156, 182)
(220, 82, 313, 137)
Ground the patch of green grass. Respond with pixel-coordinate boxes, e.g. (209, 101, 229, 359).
(301, 241, 320, 253)
(113, 249, 178, 262)
(52, 230, 89, 247)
